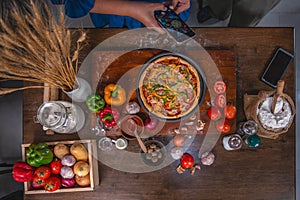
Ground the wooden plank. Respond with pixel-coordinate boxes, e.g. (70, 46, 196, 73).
(91, 49, 236, 136)
(23, 28, 295, 200)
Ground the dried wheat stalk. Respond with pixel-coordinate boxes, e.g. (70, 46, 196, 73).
(0, 0, 86, 95)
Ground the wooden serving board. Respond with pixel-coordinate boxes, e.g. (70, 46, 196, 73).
(91, 49, 236, 136)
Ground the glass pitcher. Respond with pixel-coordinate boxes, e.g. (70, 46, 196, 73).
(35, 101, 85, 134)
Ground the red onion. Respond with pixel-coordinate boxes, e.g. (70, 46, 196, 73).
(61, 155, 76, 166)
(61, 178, 76, 187)
(60, 166, 74, 179)
(144, 117, 159, 130)
(31, 181, 43, 189)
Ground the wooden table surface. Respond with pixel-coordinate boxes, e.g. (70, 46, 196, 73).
(23, 28, 295, 200)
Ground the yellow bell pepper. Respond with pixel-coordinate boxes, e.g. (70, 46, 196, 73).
(104, 84, 126, 106)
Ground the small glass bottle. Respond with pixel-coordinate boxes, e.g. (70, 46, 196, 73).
(237, 120, 258, 136)
(222, 134, 242, 151)
(244, 134, 261, 148)
(98, 137, 113, 151)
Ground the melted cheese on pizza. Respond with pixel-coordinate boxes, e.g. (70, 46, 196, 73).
(139, 56, 200, 119)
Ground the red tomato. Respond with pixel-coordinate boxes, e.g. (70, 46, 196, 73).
(224, 104, 237, 120)
(214, 81, 226, 94)
(32, 176, 45, 188)
(50, 159, 62, 175)
(180, 153, 194, 169)
(44, 176, 61, 192)
(216, 119, 231, 133)
(207, 107, 222, 121)
(35, 166, 51, 180)
(215, 94, 226, 108)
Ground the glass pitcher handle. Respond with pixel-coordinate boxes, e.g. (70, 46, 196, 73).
(33, 116, 39, 123)
(33, 116, 49, 130)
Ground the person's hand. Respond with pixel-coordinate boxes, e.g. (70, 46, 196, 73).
(168, 0, 190, 14)
(130, 2, 167, 34)
(91, 0, 167, 34)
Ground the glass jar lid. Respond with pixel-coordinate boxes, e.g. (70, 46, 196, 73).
(37, 102, 67, 129)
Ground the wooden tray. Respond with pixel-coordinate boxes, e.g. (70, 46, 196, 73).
(91, 49, 236, 135)
(21, 140, 99, 194)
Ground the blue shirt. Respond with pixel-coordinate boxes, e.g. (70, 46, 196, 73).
(51, 0, 191, 29)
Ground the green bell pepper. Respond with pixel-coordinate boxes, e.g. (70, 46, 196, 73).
(26, 143, 53, 167)
(86, 94, 106, 112)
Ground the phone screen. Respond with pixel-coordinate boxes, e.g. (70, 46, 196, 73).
(154, 7, 195, 43)
(261, 48, 294, 88)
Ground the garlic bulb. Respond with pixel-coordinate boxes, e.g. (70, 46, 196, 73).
(125, 101, 140, 114)
(170, 147, 184, 160)
(200, 152, 215, 166)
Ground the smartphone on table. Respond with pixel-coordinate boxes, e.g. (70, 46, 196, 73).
(261, 47, 294, 88)
(154, 6, 195, 43)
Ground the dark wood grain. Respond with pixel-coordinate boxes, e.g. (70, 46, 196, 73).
(90, 49, 236, 136)
(24, 28, 295, 200)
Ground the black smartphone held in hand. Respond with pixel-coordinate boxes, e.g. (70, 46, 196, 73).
(261, 47, 294, 88)
(154, 7, 195, 43)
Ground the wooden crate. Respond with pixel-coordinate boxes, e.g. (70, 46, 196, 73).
(21, 140, 99, 194)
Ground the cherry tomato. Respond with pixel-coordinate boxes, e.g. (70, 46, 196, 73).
(35, 166, 51, 180)
(44, 176, 61, 192)
(224, 104, 237, 120)
(32, 176, 45, 188)
(180, 153, 194, 169)
(215, 94, 226, 108)
(50, 159, 62, 175)
(207, 107, 222, 121)
(214, 81, 226, 94)
(216, 119, 231, 133)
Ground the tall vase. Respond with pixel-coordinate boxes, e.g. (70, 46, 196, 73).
(64, 77, 92, 102)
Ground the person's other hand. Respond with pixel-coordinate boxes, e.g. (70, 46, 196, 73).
(168, 0, 190, 14)
(132, 2, 167, 34)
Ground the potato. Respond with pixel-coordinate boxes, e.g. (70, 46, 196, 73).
(70, 143, 88, 161)
(54, 143, 70, 159)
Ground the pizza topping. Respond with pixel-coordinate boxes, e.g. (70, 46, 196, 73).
(141, 56, 200, 118)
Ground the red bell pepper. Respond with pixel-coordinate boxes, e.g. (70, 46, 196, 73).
(32, 176, 46, 188)
(99, 107, 120, 127)
(12, 161, 35, 182)
(44, 176, 61, 192)
(50, 158, 62, 175)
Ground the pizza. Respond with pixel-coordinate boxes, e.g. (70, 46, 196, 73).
(138, 55, 202, 120)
